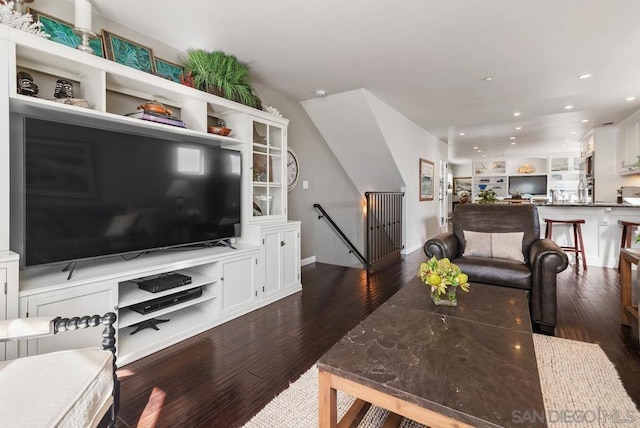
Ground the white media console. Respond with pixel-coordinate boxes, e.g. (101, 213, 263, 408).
(0, 27, 301, 365)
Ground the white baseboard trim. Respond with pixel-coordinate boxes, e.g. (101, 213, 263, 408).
(401, 242, 424, 255)
(300, 256, 316, 267)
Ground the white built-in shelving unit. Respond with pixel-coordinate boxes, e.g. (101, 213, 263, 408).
(0, 27, 301, 365)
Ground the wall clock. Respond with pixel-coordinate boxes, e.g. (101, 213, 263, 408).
(287, 148, 300, 191)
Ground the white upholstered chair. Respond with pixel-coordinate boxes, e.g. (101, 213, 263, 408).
(0, 313, 118, 427)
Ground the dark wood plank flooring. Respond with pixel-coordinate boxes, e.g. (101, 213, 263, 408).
(115, 250, 640, 427)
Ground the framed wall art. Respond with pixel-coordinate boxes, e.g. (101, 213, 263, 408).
(154, 58, 184, 83)
(419, 158, 434, 201)
(28, 9, 104, 57)
(453, 177, 472, 195)
(103, 30, 155, 74)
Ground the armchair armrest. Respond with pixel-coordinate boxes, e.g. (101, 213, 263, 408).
(0, 313, 117, 354)
(424, 232, 460, 260)
(528, 239, 569, 329)
(0, 317, 54, 342)
(529, 238, 569, 273)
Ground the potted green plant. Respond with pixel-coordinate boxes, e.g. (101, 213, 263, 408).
(182, 49, 260, 108)
(477, 188, 498, 204)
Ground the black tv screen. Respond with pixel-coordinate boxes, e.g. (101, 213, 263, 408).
(16, 117, 242, 268)
(508, 175, 548, 196)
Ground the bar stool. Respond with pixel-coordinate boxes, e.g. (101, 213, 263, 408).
(618, 221, 640, 269)
(544, 218, 587, 270)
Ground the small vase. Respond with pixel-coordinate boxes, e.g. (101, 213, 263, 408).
(431, 286, 458, 306)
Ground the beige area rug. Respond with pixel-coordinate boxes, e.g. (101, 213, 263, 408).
(242, 335, 640, 428)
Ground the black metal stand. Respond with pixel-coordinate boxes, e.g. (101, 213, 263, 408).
(216, 239, 237, 250)
(129, 318, 171, 335)
(62, 261, 77, 280)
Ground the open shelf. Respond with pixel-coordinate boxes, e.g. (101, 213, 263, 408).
(118, 269, 216, 308)
(118, 285, 217, 328)
(118, 305, 217, 366)
(10, 95, 245, 145)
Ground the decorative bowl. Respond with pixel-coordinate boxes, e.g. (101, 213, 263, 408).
(207, 126, 232, 136)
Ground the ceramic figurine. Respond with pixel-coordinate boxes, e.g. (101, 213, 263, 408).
(54, 79, 74, 98)
(17, 71, 38, 96)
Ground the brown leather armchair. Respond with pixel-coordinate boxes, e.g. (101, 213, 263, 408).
(424, 204, 568, 334)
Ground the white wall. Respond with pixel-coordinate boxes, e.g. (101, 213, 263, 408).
(364, 91, 448, 253)
(255, 86, 364, 268)
(451, 163, 473, 178)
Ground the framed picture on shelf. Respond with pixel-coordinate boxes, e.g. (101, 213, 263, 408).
(453, 177, 472, 195)
(491, 161, 506, 174)
(550, 157, 569, 171)
(419, 158, 434, 201)
(28, 9, 104, 57)
(103, 30, 155, 74)
(474, 161, 489, 175)
(154, 58, 184, 83)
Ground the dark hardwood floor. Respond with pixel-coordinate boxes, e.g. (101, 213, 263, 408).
(115, 250, 640, 427)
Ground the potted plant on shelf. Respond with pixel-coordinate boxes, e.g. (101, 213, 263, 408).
(419, 257, 470, 306)
(181, 49, 261, 108)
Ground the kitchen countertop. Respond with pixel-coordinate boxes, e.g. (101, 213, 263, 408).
(534, 202, 640, 207)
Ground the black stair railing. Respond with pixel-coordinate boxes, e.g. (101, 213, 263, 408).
(365, 192, 404, 272)
(313, 203, 367, 267)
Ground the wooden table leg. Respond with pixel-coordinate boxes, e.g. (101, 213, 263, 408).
(621, 252, 632, 326)
(318, 369, 337, 428)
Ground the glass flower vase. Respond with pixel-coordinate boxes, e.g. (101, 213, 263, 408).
(431, 286, 458, 306)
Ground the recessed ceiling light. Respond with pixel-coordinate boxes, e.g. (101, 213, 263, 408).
(565, 139, 570, 142)
(515, 126, 522, 130)
(581, 119, 589, 123)
(565, 105, 574, 110)
(478, 150, 482, 153)
(510, 142, 516, 145)
(578, 73, 592, 79)
(473, 146, 479, 150)
(315, 89, 327, 97)
(482, 76, 493, 81)
(571, 131, 577, 134)
(513, 112, 521, 117)
(459, 132, 465, 136)
(510, 136, 516, 140)
(626, 96, 636, 102)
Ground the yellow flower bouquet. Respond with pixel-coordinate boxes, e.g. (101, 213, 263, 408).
(418, 256, 470, 306)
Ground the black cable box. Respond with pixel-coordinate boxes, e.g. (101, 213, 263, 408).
(129, 287, 202, 315)
(136, 272, 192, 293)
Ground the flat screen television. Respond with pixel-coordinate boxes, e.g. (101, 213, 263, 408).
(508, 175, 548, 196)
(11, 115, 242, 269)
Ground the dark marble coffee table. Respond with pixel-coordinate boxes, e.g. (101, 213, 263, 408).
(318, 277, 546, 427)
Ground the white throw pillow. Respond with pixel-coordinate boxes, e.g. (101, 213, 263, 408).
(463, 230, 525, 263)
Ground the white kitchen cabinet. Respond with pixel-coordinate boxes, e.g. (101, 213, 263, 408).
(617, 112, 640, 174)
(260, 222, 301, 305)
(19, 281, 116, 357)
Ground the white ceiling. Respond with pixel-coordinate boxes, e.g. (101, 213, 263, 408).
(94, 0, 640, 164)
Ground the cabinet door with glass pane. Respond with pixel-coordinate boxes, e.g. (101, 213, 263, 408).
(250, 117, 286, 220)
